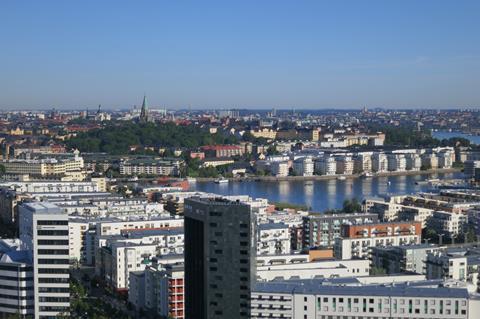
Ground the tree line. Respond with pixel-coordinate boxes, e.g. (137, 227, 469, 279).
(66, 122, 237, 155)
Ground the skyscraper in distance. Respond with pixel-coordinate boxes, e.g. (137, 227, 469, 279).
(184, 197, 256, 319)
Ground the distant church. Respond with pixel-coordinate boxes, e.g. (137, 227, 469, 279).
(138, 95, 151, 123)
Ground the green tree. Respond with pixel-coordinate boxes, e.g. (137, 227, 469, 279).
(423, 228, 438, 243)
(465, 227, 477, 243)
(66, 122, 238, 155)
(370, 266, 386, 276)
(342, 198, 362, 214)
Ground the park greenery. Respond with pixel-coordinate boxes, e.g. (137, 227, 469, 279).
(274, 202, 310, 211)
(367, 124, 471, 148)
(70, 278, 132, 319)
(323, 198, 363, 215)
(66, 122, 237, 155)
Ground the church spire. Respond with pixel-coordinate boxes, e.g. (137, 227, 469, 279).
(139, 94, 149, 123)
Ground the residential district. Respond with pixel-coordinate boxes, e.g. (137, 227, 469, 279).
(1, 104, 480, 318)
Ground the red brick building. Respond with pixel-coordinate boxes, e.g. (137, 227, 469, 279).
(341, 221, 422, 239)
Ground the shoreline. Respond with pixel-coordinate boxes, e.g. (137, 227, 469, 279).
(194, 168, 462, 182)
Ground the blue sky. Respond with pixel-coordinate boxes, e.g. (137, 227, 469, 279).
(0, 0, 479, 109)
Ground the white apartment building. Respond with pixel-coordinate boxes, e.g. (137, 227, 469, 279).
(119, 158, 183, 176)
(372, 153, 388, 172)
(292, 157, 314, 176)
(1, 155, 84, 176)
(96, 228, 184, 290)
(387, 154, 407, 172)
(422, 153, 438, 169)
(251, 279, 477, 319)
(0, 239, 34, 317)
(87, 216, 183, 265)
(334, 234, 421, 260)
(427, 252, 468, 282)
(257, 223, 291, 256)
(335, 156, 354, 175)
(426, 249, 480, 290)
(428, 211, 467, 239)
(405, 153, 422, 171)
(314, 156, 336, 175)
(364, 196, 435, 227)
(19, 202, 70, 319)
(0, 181, 99, 193)
(129, 262, 185, 319)
(256, 259, 370, 281)
(438, 152, 453, 168)
(353, 153, 372, 173)
(271, 161, 289, 177)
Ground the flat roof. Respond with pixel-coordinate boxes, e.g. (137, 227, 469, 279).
(21, 202, 62, 214)
(253, 280, 470, 298)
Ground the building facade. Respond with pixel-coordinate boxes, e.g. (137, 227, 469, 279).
(184, 197, 257, 319)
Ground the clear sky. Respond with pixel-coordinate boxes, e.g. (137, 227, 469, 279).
(1, 0, 479, 110)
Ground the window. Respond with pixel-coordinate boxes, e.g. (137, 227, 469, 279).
(37, 259, 69, 264)
(37, 230, 68, 236)
(37, 220, 68, 226)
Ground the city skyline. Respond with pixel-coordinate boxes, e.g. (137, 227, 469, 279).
(1, 1, 479, 109)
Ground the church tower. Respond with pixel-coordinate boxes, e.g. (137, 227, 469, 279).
(139, 95, 149, 123)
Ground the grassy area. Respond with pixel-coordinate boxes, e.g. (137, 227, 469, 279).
(273, 202, 309, 211)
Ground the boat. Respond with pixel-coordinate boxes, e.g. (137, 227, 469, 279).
(337, 176, 346, 180)
(214, 178, 229, 184)
(361, 172, 373, 178)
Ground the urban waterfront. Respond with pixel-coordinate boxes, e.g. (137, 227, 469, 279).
(192, 172, 465, 212)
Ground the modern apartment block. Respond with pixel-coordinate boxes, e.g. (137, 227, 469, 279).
(314, 156, 337, 175)
(372, 152, 388, 172)
(371, 244, 442, 275)
(426, 248, 480, 290)
(95, 228, 184, 291)
(119, 158, 183, 176)
(19, 202, 70, 319)
(0, 156, 84, 176)
(0, 239, 34, 316)
(353, 153, 372, 173)
(129, 262, 185, 319)
(251, 279, 479, 319)
(334, 221, 422, 260)
(292, 157, 314, 176)
(270, 161, 289, 177)
(302, 213, 378, 248)
(257, 223, 291, 256)
(184, 197, 257, 319)
(256, 259, 370, 281)
(335, 156, 354, 175)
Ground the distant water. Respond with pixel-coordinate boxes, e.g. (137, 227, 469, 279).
(191, 172, 464, 212)
(432, 131, 480, 145)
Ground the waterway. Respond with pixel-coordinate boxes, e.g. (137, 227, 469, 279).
(191, 172, 465, 212)
(432, 131, 480, 145)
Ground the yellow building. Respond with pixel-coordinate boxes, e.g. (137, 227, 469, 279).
(8, 127, 24, 136)
(250, 128, 277, 140)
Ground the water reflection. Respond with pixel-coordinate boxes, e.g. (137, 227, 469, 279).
(278, 181, 290, 200)
(193, 172, 463, 212)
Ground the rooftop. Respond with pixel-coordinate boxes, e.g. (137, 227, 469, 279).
(21, 202, 63, 214)
(253, 279, 470, 299)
